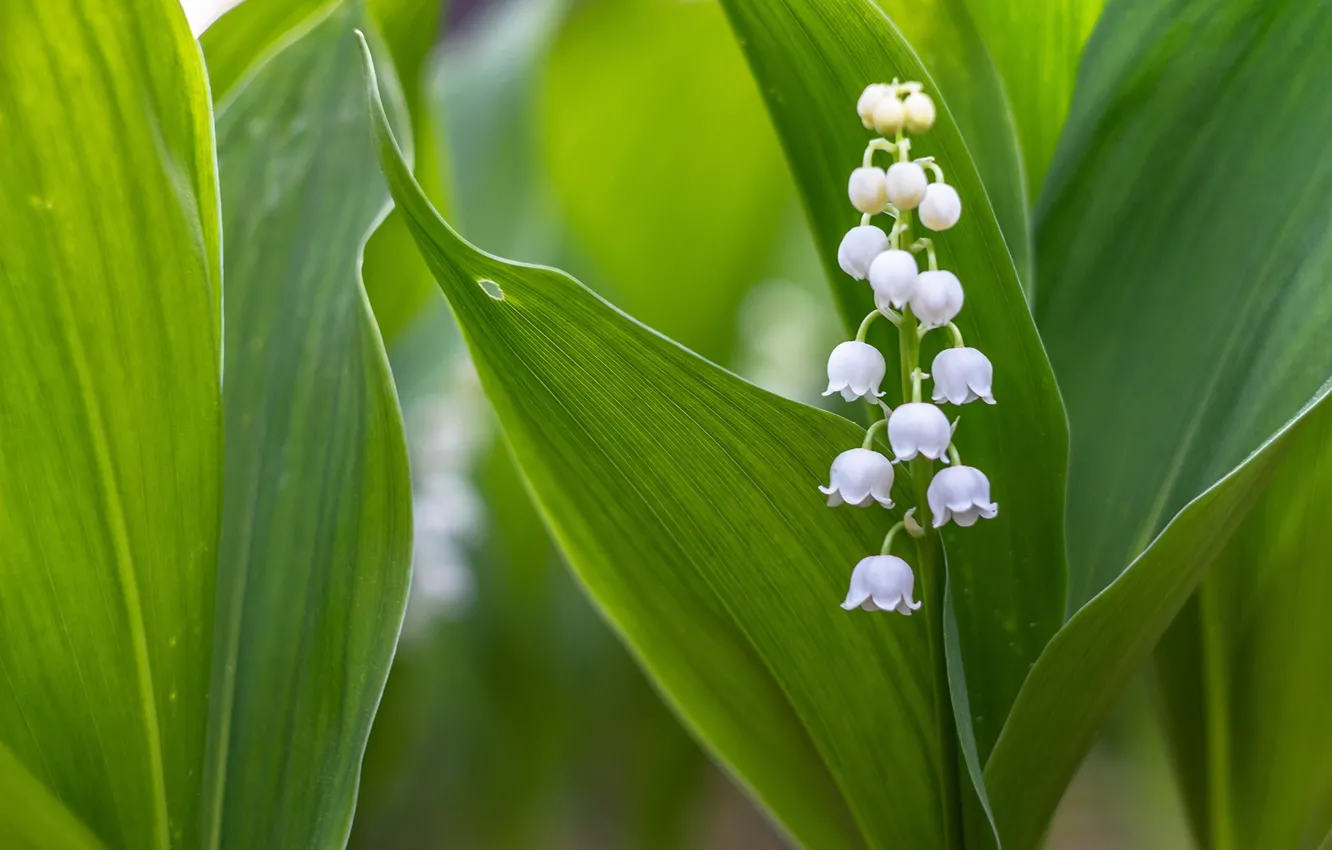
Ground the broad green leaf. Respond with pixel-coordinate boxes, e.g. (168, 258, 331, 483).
(1156, 397, 1332, 849)
(0, 0, 222, 847)
(962, 0, 1103, 198)
(1036, 0, 1332, 611)
(869, 0, 1031, 286)
(715, 0, 1068, 764)
(201, 0, 336, 101)
(201, 4, 412, 847)
(363, 37, 959, 848)
(985, 396, 1329, 849)
(541, 0, 792, 360)
(0, 743, 106, 850)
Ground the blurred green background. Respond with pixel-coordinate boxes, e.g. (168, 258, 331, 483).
(184, 0, 1198, 845)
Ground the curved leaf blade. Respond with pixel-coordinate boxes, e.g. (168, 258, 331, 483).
(363, 35, 958, 849)
(0, 743, 107, 850)
(0, 0, 222, 846)
(714, 0, 1068, 764)
(201, 5, 412, 847)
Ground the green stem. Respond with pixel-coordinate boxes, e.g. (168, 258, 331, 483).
(911, 238, 938, 270)
(946, 322, 965, 349)
(855, 310, 881, 342)
(862, 418, 887, 451)
(880, 520, 906, 555)
(947, 443, 961, 466)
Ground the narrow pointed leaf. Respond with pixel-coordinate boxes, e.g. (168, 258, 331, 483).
(200, 5, 412, 846)
(0, 0, 222, 846)
(715, 0, 1068, 763)
(364, 37, 955, 849)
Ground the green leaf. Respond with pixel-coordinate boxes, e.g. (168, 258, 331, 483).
(714, 0, 1068, 764)
(201, 0, 336, 102)
(0, 0, 222, 846)
(364, 36, 959, 848)
(540, 0, 794, 360)
(0, 743, 107, 850)
(201, 4, 412, 847)
(961, 0, 1104, 198)
(1156, 390, 1332, 848)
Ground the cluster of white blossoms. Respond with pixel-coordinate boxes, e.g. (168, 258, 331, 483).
(822, 81, 998, 616)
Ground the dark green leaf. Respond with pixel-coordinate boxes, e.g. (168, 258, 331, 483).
(201, 4, 412, 846)
(0, 0, 222, 846)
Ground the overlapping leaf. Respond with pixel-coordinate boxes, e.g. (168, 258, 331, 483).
(200, 3, 412, 847)
(0, 1, 222, 847)
(363, 36, 967, 848)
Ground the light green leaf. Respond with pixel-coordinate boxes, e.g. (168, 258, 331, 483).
(0, 0, 222, 847)
(715, 0, 1068, 764)
(0, 743, 107, 850)
(541, 0, 793, 360)
(201, 0, 336, 102)
(364, 35, 959, 848)
(1157, 395, 1332, 849)
(962, 0, 1104, 198)
(985, 395, 1329, 849)
(201, 4, 412, 847)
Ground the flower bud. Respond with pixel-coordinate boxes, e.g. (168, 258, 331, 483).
(903, 91, 936, 133)
(872, 95, 905, 136)
(884, 162, 927, 210)
(887, 402, 951, 461)
(868, 249, 918, 310)
(919, 183, 961, 231)
(927, 465, 998, 528)
(857, 83, 891, 129)
(823, 341, 886, 402)
(848, 166, 887, 214)
(931, 347, 994, 405)
(909, 270, 964, 329)
(841, 555, 922, 614)
(837, 225, 890, 280)
(820, 448, 895, 508)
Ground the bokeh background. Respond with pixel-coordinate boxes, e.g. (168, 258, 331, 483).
(183, 0, 1194, 845)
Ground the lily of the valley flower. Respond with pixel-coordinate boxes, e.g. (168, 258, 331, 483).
(837, 225, 890, 280)
(841, 555, 922, 614)
(857, 83, 892, 128)
(868, 248, 918, 310)
(887, 402, 951, 461)
(848, 166, 887, 214)
(919, 183, 962, 231)
(820, 448, 895, 508)
(927, 465, 998, 528)
(902, 91, 936, 133)
(910, 270, 964, 329)
(824, 340, 886, 402)
(885, 161, 927, 210)
(931, 347, 995, 405)
(872, 94, 905, 135)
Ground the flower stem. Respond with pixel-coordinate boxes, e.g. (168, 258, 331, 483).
(879, 520, 906, 556)
(947, 443, 961, 466)
(911, 237, 938, 270)
(946, 321, 965, 348)
(861, 418, 887, 451)
(855, 310, 881, 342)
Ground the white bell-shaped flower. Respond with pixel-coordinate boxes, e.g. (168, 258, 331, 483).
(857, 83, 891, 129)
(910, 270, 964, 329)
(888, 402, 951, 461)
(841, 555, 922, 614)
(884, 162, 927, 210)
(872, 95, 905, 135)
(819, 448, 895, 508)
(931, 347, 995, 405)
(837, 225, 890, 280)
(848, 166, 887, 214)
(824, 341, 886, 402)
(919, 183, 962, 231)
(868, 249, 918, 310)
(927, 465, 998, 528)
(903, 91, 936, 133)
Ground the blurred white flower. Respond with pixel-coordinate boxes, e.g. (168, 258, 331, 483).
(841, 555, 922, 614)
(927, 465, 998, 528)
(868, 248, 918, 310)
(888, 402, 951, 461)
(857, 83, 892, 128)
(824, 340, 886, 402)
(885, 161, 927, 210)
(903, 91, 936, 133)
(838, 225, 891, 280)
(820, 448, 895, 508)
(872, 95, 905, 135)
(931, 347, 995, 405)
(910, 270, 964, 329)
(848, 166, 888, 214)
(919, 183, 962, 231)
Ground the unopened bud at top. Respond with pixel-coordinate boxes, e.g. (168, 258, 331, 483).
(919, 183, 961, 231)
(848, 167, 887, 214)
(903, 91, 936, 133)
(884, 162, 927, 210)
(857, 83, 891, 129)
